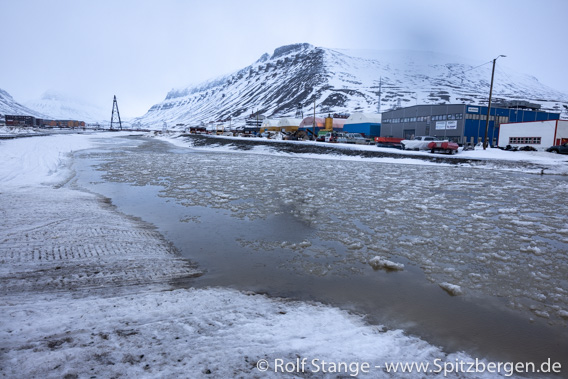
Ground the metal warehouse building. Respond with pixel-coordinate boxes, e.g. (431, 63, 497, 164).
(381, 102, 560, 146)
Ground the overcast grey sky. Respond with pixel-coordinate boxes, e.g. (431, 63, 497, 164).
(1, 0, 567, 118)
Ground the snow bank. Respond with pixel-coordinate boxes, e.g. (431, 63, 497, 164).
(0, 132, 122, 188)
(0, 125, 44, 136)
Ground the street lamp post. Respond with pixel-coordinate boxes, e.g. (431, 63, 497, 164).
(483, 55, 506, 150)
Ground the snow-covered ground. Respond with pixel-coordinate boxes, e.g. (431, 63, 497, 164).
(0, 125, 47, 138)
(1, 132, 565, 377)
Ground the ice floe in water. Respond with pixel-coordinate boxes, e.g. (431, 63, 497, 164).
(439, 282, 464, 296)
(369, 256, 405, 271)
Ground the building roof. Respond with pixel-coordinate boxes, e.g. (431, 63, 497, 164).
(261, 119, 279, 127)
(332, 119, 348, 128)
(299, 117, 325, 128)
(345, 112, 382, 124)
(277, 118, 303, 127)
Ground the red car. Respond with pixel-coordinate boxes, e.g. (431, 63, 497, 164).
(427, 140, 459, 154)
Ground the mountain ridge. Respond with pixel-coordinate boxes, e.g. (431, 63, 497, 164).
(136, 43, 568, 126)
(0, 89, 47, 119)
(0, 89, 108, 123)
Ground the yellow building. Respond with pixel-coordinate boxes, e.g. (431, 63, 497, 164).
(260, 119, 279, 133)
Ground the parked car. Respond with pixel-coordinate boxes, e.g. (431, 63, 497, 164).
(546, 142, 568, 154)
(325, 132, 341, 142)
(325, 132, 369, 144)
(345, 133, 369, 145)
(334, 133, 367, 144)
(428, 140, 459, 154)
(400, 136, 438, 150)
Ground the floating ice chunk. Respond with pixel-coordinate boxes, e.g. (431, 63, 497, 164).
(368, 256, 404, 271)
(347, 242, 363, 250)
(524, 245, 542, 255)
(469, 272, 482, 282)
(558, 310, 568, 319)
(533, 310, 550, 319)
(298, 241, 312, 248)
(498, 208, 518, 214)
(439, 282, 463, 296)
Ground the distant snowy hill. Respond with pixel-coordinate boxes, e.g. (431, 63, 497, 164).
(135, 43, 568, 127)
(0, 88, 47, 118)
(24, 91, 108, 123)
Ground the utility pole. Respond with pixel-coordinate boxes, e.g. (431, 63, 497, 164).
(110, 95, 122, 130)
(377, 77, 382, 114)
(313, 100, 316, 140)
(483, 55, 506, 150)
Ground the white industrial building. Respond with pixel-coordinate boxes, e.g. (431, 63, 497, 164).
(498, 120, 568, 149)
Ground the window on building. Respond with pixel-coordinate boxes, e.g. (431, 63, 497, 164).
(403, 129, 415, 139)
(447, 114, 454, 120)
(509, 137, 541, 145)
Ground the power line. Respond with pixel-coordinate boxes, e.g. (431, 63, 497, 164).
(447, 60, 493, 84)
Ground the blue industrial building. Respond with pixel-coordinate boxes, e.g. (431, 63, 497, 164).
(342, 113, 382, 138)
(381, 101, 560, 146)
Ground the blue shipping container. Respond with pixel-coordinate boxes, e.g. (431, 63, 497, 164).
(343, 123, 381, 137)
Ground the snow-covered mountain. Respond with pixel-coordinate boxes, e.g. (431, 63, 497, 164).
(0, 89, 47, 118)
(23, 91, 108, 123)
(135, 43, 568, 127)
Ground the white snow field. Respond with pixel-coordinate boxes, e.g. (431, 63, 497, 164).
(1, 132, 563, 378)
